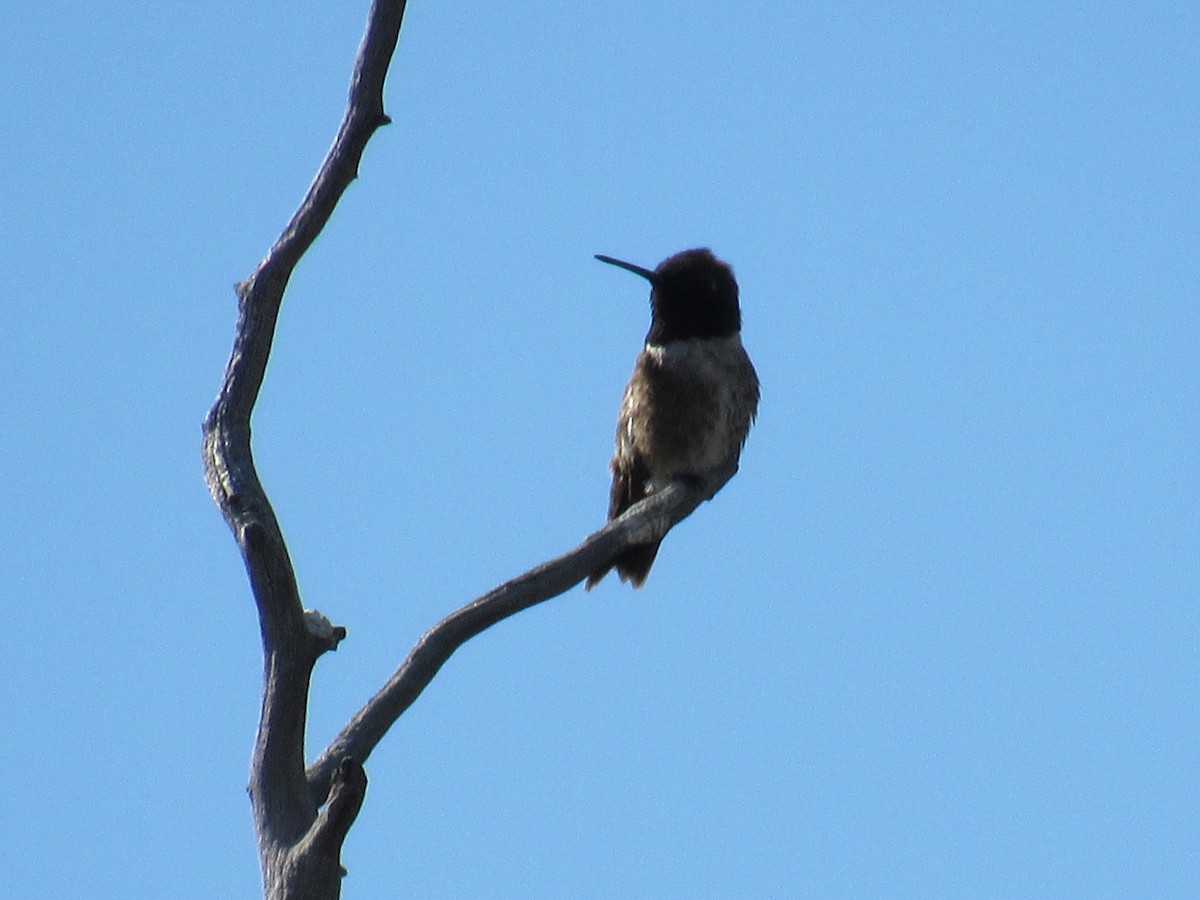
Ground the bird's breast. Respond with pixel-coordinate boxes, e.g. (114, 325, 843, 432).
(617, 336, 758, 480)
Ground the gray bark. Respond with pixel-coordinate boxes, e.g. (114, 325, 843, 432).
(201, 2, 733, 896)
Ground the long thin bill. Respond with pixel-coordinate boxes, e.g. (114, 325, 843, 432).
(594, 254, 655, 281)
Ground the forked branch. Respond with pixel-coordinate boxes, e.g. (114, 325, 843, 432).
(202, 1, 730, 896)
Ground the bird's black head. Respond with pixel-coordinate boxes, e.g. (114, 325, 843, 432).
(595, 247, 741, 345)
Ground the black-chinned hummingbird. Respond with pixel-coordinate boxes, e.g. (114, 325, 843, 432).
(586, 247, 759, 588)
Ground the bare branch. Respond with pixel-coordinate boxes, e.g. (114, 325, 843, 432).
(203, 2, 741, 894)
(202, 2, 409, 896)
(306, 464, 736, 804)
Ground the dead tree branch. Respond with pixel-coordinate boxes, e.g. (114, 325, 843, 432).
(202, 1, 732, 896)
(305, 465, 734, 804)
(202, 2, 408, 897)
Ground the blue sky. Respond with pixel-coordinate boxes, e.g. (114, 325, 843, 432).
(2, 1, 1197, 896)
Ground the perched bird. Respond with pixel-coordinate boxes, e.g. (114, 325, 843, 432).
(586, 248, 759, 588)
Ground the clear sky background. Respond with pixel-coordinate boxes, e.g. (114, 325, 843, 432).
(2, 2, 1196, 897)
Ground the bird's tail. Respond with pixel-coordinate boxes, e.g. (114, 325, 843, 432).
(585, 539, 662, 590)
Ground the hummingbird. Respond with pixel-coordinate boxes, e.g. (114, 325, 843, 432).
(586, 248, 759, 589)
